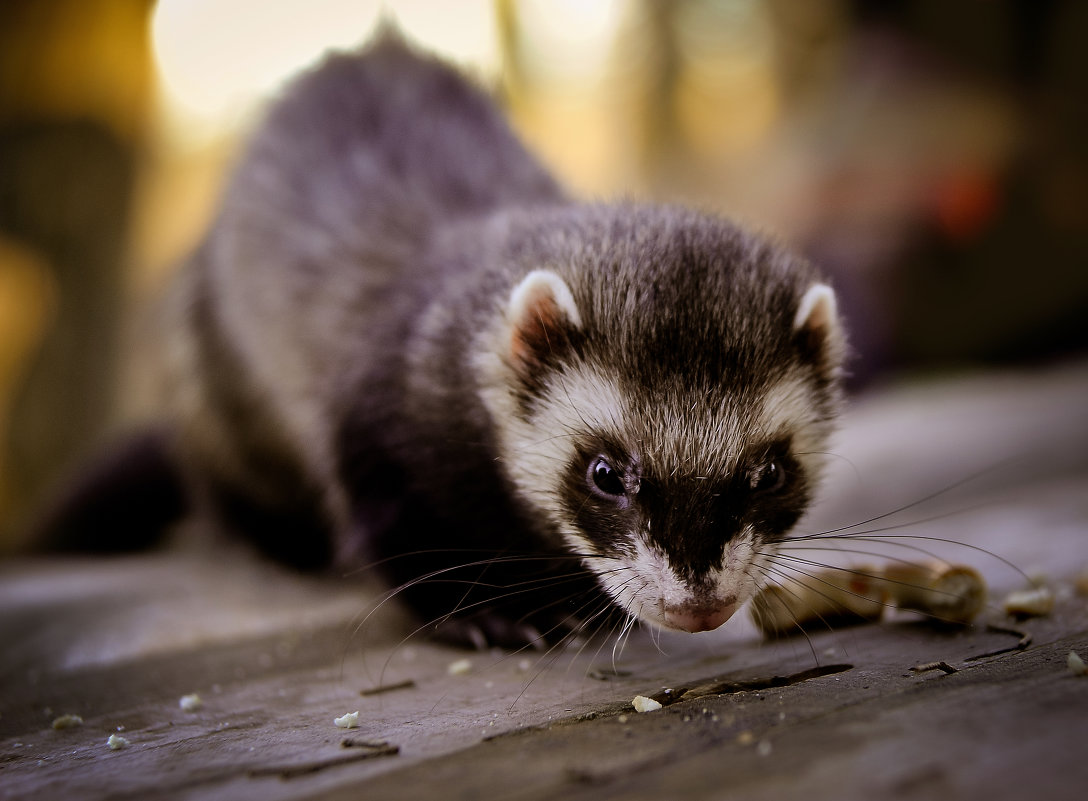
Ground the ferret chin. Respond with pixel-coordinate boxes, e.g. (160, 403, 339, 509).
(38, 31, 847, 649)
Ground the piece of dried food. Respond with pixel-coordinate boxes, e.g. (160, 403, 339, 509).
(632, 695, 662, 713)
(446, 658, 472, 676)
(1002, 587, 1054, 618)
(750, 567, 886, 635)
(333, 711, 361, 729)
(878, 562, 986, 624)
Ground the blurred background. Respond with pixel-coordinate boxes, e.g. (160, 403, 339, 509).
(0, 0, 1085, 550)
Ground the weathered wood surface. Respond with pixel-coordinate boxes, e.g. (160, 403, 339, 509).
(2, 362, 1087, 801)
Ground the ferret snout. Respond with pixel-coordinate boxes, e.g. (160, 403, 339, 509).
(663, 599, 738, 633)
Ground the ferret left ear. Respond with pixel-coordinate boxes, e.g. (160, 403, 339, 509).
(793, 283, 846, 371)
(506, 270, 583, 383)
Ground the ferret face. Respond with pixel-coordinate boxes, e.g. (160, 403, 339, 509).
(500, 362, 832, 633)
(474, 222, 845, 634)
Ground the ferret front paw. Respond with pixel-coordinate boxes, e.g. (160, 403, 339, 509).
(430, 612, 551, 651)
(426, 609, 587, 652)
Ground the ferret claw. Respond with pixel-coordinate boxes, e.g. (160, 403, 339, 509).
(431, 614, 554, 651)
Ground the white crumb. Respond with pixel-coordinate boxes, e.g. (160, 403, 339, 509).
(632, 695, 662, 713)
(179, 693, 203, 712)
(1068, 651, 1087, 677)
(333, 711, 361, 729)
(447, 658, 473, 676)
(51, 714, 83, 730)
(106, 734, 129, 750)
(1002, 586, 1054, 617)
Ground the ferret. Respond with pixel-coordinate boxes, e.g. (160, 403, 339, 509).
(40, 33, 847, 648)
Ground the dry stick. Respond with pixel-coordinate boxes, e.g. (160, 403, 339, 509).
(909, 661, 958, 675)
(964, 624, 1032, 662)
(247, 742, 399, 779)
(359, 679, 416, 697)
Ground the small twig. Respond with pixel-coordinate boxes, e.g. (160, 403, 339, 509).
(359, 679, 416, 697)
(341, 737, 395, 749)
(649, 663, 853, 706)
(909, 661, 958, 675)
(964, 624, 1032, 662)
(247, 742, 399, 779)
(587, 668, 632, 681)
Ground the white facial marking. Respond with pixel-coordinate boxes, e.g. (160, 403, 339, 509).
(586, 526, 771, 632)
(759, 374, 833, 478)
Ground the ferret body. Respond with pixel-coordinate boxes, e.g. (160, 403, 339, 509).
(63, 35, 847, 646)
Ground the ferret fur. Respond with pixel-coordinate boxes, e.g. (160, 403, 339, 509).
(59, 33, 848, 645)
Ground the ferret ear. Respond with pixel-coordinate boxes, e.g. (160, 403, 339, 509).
(506, 270, 583, 383)
(793, 283, 846, 372)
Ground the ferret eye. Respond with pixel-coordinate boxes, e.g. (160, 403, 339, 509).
(752, 459, 787, 495)
(588, 457, 626, 497)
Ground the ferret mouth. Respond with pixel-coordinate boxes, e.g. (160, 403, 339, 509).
(658, 599, 739, 633)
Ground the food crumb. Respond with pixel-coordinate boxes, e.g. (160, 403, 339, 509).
(51, 714, 83, 730)
(106, 734, 129, 750)
(1002, 586, 1054, 618)
(736, 730, 755, 746)
(334, 711, 361, 729)
(1068, 651, 1087, 677)
(756, 739, 773, 757)
(447, 658, 472, 676)
(617, 714, 628, 724)
(179, 693, 203, 712)
(632, 695, 662, 713)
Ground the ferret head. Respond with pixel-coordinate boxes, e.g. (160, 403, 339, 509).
(474, 207, 846, 633)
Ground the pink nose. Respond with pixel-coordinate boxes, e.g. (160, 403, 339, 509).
(663, 601, 738, 633)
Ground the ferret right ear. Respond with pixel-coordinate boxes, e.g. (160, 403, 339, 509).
(793, 283, 846, 372)
(506, 270, 583, 383)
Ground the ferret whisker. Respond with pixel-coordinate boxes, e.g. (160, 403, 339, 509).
(757, 561, 899, 620)
(351, 554, 604, 657)
(769, 554, 906, 588)
(799, 532, 1027, 581)
(510, 592, 626, 708)
(375, 577, 610, 688)
(775, 534, 961, 565)
(560, 597, 633, 681)
(746, 566, 826, 661)
(342, 548, 597, 579)
(771, 541, 1009, 585)
(802, 461, 1015, 539)
(612, 613, 639, 671)
(613, 578, 655, 663)
(792, 499, 994, 543)
(572, 572, 646, 670)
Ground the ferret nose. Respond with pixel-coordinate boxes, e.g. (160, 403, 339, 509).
(664, 601, 738, 633)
